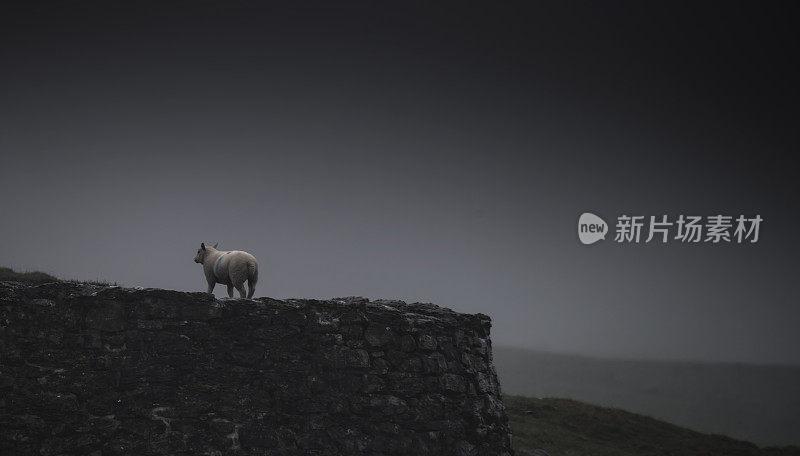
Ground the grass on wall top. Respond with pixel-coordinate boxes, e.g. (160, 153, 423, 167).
(0, 266, 116, 286)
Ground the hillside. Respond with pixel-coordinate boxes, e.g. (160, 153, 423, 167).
(506, 395, 800, 456)
(495, 346, 800, 447)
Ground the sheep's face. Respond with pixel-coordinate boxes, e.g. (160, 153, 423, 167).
(194, 244, 207, 264)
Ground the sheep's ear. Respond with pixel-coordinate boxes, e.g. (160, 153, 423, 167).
(201, 243, 206, 251)
(213, 242, 218, 248)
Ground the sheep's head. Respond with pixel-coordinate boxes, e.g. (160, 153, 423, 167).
(194, 242, 218, 264)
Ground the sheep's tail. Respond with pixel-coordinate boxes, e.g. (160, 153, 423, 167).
(247, 260, 258, 299)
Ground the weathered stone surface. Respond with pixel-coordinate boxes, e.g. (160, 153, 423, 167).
(0, 281, 513, 455)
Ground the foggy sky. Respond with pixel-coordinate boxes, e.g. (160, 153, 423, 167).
(2, 1, 798, 364)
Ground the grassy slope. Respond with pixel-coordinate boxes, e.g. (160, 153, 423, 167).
(494, 346, 800, 447)
(506, 395, 800, 456)
(0, 266, 115, 286)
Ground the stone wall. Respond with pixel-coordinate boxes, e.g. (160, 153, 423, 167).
(0, 282, 513, 455)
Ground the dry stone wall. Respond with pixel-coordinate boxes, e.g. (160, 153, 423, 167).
(0, 281, 513, 455)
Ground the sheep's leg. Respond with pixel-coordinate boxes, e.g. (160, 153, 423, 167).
(234, 282, 247, 299)
(206, 282, 215, 294)
(227, 284, 234, 298)
(247, 281, 256, 299)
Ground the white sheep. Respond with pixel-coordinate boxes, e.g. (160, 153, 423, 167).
(194, 242, 259, 298)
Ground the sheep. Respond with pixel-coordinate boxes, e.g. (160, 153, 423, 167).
(194, 242, 258, 298)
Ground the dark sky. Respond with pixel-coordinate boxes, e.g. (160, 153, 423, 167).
(2, 1, 798, 364)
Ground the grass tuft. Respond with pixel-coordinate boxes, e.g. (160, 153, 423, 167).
(0, 266, 117, 286)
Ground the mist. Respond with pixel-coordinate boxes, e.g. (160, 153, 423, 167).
(2, 1, 798, 364)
